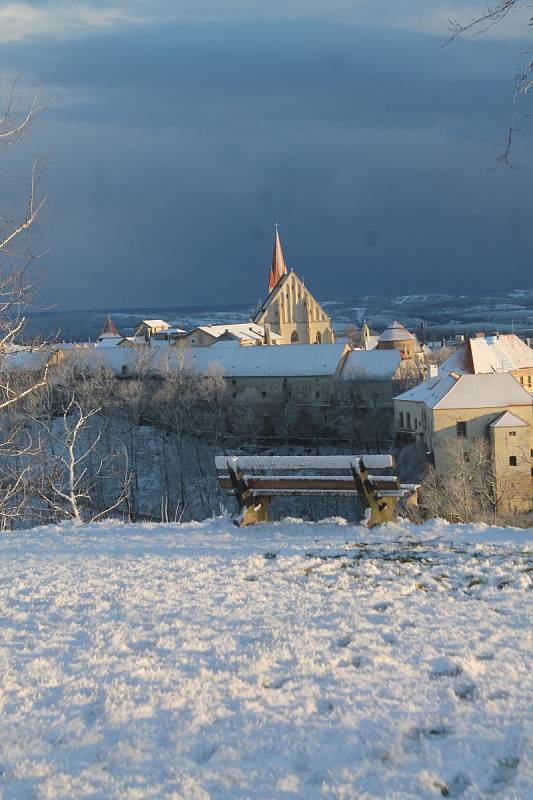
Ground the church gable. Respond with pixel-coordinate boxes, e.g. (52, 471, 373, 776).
(254, 266, 333, 344)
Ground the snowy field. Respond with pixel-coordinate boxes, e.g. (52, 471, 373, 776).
(0, 518, 532, 799)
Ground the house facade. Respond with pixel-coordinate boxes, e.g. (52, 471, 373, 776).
(394, 371, 533, 513)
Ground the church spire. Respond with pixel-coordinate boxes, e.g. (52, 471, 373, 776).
(268, 224, 288, 292)
(100, 314, 120, 338)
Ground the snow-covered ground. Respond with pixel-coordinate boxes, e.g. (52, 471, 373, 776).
(0, 518, 531, 799)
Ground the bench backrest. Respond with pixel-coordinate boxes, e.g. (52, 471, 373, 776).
(215, 455, 394, 472)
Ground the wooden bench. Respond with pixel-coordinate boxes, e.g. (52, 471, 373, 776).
(216, 455, 418, 528)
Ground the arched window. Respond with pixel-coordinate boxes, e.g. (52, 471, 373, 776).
(315, 331, 322, 344)
(291, 331, 299, 343)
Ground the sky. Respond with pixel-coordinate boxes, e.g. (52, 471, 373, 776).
(2, 0, 533, 310)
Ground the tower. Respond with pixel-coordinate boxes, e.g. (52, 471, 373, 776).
(268, 225, 288, 292)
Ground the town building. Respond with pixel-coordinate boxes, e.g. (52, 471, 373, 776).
(394, 370, 533, 513)
(439, 333, 533, 392)
(180, 323, 282, 348)
(134, 319, 171, 340)
(376, 320, 424, 363)
(252, 228, 334, 345)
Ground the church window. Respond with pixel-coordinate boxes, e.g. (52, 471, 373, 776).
(315, 332, 322, 344)
(291, 331, 299, 343)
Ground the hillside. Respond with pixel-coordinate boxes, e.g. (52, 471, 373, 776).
(1, 518, 531, 798)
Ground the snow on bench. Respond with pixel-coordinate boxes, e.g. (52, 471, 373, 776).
(215, 455, 394, 471)
(216, 454, 417, 528)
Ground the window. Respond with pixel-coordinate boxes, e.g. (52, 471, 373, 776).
(414, 419, 418, 429)
(291, 331, 299, 343)
(509, 456, 517, 467)
(399, 412, 404, 428)
(509, 431, 516, 437)
(529, 375, 532, 387)
(232, 379, 236, 386)
(262, 391, 266, 398)
(315, 332, 322, 344)
(315, 391, 320, 399)
(406, 412, 411, 429)
(456, 421, 467, 438)
(520, 376, 524, 384)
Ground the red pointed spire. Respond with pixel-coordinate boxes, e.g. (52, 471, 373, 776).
(268, 225, 288, 292)
(100, 314, 120, 338)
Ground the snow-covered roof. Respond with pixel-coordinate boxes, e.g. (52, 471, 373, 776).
(139, 320, 170, 328)
(95, 336, 125, 348)
(0, 349, 53, 372)
(341, 349, 401, 380)
(67, 342, 348, 378)
(440, 335, 533, 376)
(378, 321, 416, 343)
(395, 372, 532, 410)
(490, 411, 528, 428)
(363, 335, 379, 351)
(190, 323, 282, 343)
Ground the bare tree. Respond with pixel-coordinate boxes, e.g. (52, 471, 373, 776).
(34, 394, 130, 523)
(446, 2, 533, 164)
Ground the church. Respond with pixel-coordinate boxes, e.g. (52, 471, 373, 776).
(252, 227, 334, 345)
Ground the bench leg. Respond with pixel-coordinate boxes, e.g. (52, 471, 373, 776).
(366, 495, 400, 528)
(235, 496, 271, 527)
(352, 460, 401, 528)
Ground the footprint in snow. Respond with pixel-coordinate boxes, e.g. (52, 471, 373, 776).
(488, 756, 520, 793)
(475, 651, 494, 662)
(430, 657, 463, 679)
(262, 676, 290, 690)
(435, 773, 471, 797)
(337, 635, 352, 648)
(373, 601, 391, 612)
(190, 742, 218, 765)
(454, 681, 477, 702)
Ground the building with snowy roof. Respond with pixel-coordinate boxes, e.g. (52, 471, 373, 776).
(376, 320, 424, 364)
(341, 349, 401, 381)
(440, 333, 533, 392)
(394, 370, 533, 512)
(62, 340, 350, 407)
(181, 323, 282, 348)
(134, 319, 171, 340)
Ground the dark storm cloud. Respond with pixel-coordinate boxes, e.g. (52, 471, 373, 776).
(2, 9, 532, 309)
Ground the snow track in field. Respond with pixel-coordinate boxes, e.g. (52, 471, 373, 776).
(0, 518, 531, 799)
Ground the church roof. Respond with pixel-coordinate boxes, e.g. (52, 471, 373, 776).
(99, 314, 121, 339)
(268, 227, 288, 292)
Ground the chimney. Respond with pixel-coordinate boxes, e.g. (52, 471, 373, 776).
(264, 323, 272, 346)
(526, 338, 531, 348)
(427, 364, 438, 381)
